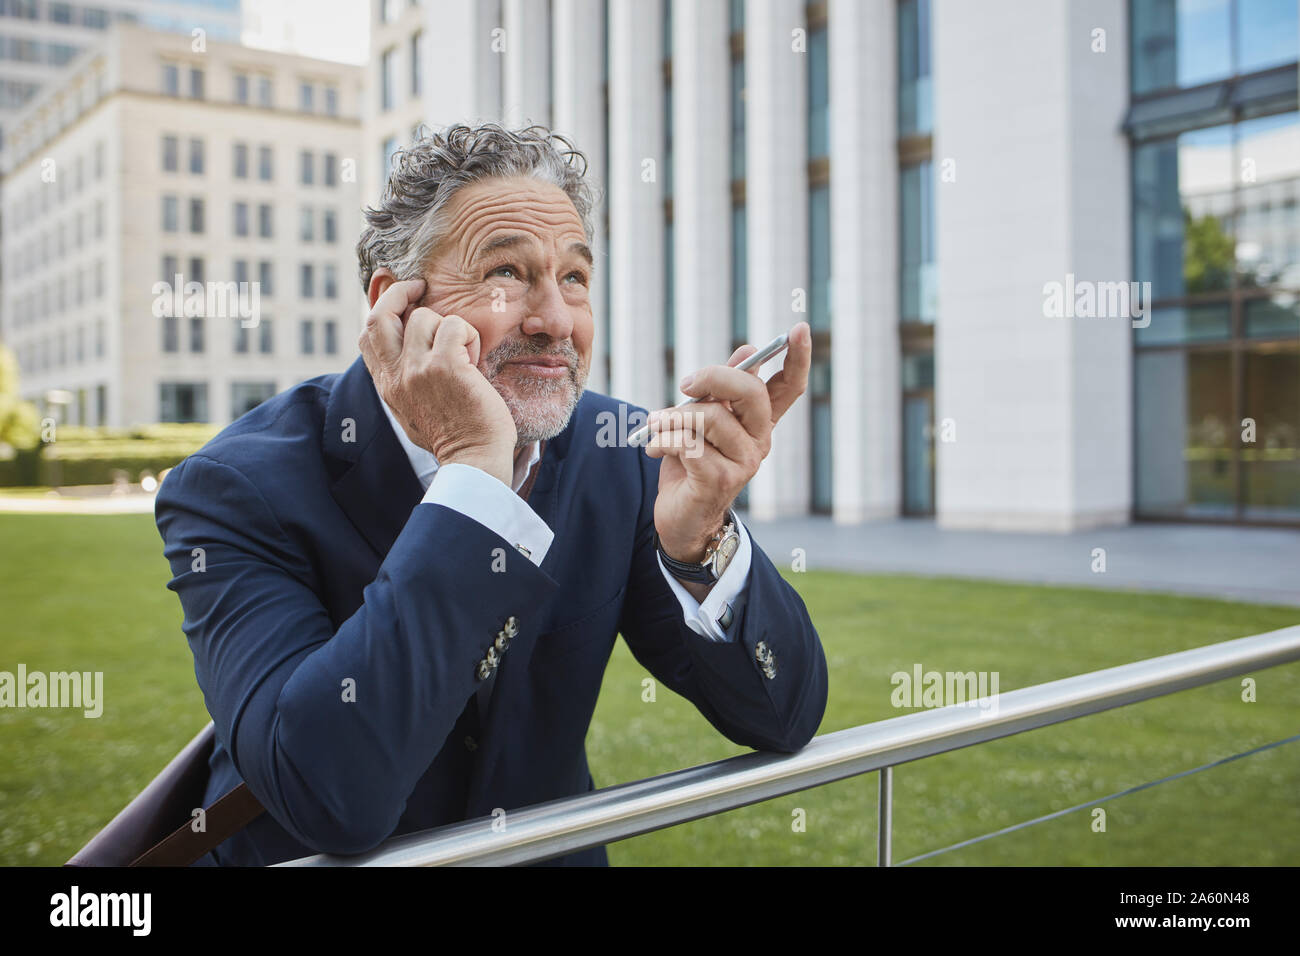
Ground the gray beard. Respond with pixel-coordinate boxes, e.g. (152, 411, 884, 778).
(482, 337, 589, 443)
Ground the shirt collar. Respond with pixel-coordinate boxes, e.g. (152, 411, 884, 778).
(376, 386, 540, 494)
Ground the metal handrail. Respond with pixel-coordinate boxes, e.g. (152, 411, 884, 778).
(280, 624, 1300, 866)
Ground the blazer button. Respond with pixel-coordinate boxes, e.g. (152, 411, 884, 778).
(485, 646, 499, 667)
(755, 641, 777, 679)
(464, 735, 478, 752)
(476, 660, 493, 681)
(494, 630, 510, 653)
(504, 616, 519, 638)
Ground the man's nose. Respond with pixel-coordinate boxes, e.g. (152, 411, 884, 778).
(520, 276, 573, 340)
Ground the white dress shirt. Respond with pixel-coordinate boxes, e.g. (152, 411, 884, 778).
(377, 390, 752, 642)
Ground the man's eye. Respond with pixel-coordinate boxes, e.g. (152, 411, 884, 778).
(489, 265, 518, 279)
(565, 270, 589, 286)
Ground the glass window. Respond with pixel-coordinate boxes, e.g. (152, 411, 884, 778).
(257, 75, 272, 108)
(1241, 345, 1300, 518)
(410, 32, 422, 96)
(234, 322, 250, 354)
(301, 150, 314, 185)
(259, 204, 273, 238)
(1245, 295, 1300, 338)
(233, 142, 248, 178)
(189, 137, 204, 174)
(258, 145, 273, 181)
(900, 161, 936, 323)
(234, 259, 249, 285)
(729, 59, 745, 182)
(809, 184, 831, 331)
(323, 209, 337, 243)
(259, 318, 273, 354)
(162, 316, 179, 353)
(162, 63, 179, 96)
(1134, 124, 1233, 300)
(299, 81, 314, 112)
(1135, 349, 1235, 518)
(325, 86, 338, 116)
(189, 316, 205, 352)
(190, 198, 205, 234)
(233, 201, 249, 237)
(731, 203, 747, 344)
(300, 206, 314, 241)
(159, 383, 208, 423)
(162, 134, 178, 172)
(323, 152, 337, 186)
(381, 47, 396, 111)
(1236, 0, 1299, 75)
(1235, 112, 1300, 290)
(324, 319, 338, 355)
(300, 319, 315, 354)
(324, 264, 337, 299)
(234, 73, 249, 104)
(898, 0, 932, 136)
(190, 68, 204, 99)
(300, 263, 314, 298)
(259, 261, 273, 296)
(807, 26, 829, 160)
(1136, 304, 1232, 345)
(162, 195, 178, 232)
(1132, 0, 1232, 95)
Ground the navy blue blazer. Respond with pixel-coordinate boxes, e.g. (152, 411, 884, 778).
(154, 355, 828, 866)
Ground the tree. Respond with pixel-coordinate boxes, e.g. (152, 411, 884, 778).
(0, 344, 40, 451)
(1183, 208, 1234, 294)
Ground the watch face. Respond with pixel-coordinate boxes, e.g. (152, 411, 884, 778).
(711, 533, 740, 577)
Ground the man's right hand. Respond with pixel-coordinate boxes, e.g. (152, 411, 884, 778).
(359, 277, 517, 486)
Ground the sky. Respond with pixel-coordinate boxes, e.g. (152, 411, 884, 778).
(240, 0, 371, 66)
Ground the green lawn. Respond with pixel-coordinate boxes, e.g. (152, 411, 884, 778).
(1, 512, 1297, 866)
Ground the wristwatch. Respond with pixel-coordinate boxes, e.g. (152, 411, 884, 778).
(654, 511, 741, 584)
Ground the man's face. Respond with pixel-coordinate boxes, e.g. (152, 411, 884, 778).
(418, 175, 594, 443)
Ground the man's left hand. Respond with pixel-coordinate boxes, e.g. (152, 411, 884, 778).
(645, 321, 812, 575)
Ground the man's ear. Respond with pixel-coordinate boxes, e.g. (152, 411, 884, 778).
(367, 267, 397, 310)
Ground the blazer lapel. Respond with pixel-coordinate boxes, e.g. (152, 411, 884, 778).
(322, 356, 425, 561)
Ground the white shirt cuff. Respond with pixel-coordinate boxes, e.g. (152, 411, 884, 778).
(656, 516, 752, 643)
(422, 462, 554, 567)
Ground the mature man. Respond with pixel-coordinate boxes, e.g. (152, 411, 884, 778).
(154, 124, 827, 866)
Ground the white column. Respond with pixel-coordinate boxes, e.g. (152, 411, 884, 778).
(608, 0, 666, 411)
(419, 0, 499, 127)
(671, 0, 730, 395)
(502, 0, 551, 127)
(744, 0, 810, 519)
(932, 0, 1131, 531)
(553, 0, 609, 394)
(830, 0, 899, 524)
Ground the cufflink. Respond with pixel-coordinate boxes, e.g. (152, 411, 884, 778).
(754, 641, 777, 680)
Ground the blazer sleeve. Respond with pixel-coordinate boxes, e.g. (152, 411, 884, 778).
(154, 452, 558, 855)
(616, 447, 829, 754)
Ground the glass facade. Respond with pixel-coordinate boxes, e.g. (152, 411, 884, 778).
(1130, 0, 1300, 523)
(898, 0, 932, 136)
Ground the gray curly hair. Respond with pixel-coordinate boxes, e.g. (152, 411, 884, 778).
(356, 123, 595, 293)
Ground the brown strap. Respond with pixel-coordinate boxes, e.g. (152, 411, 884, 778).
(133, 441, 550, 866)
(130, 782, 265, 866)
